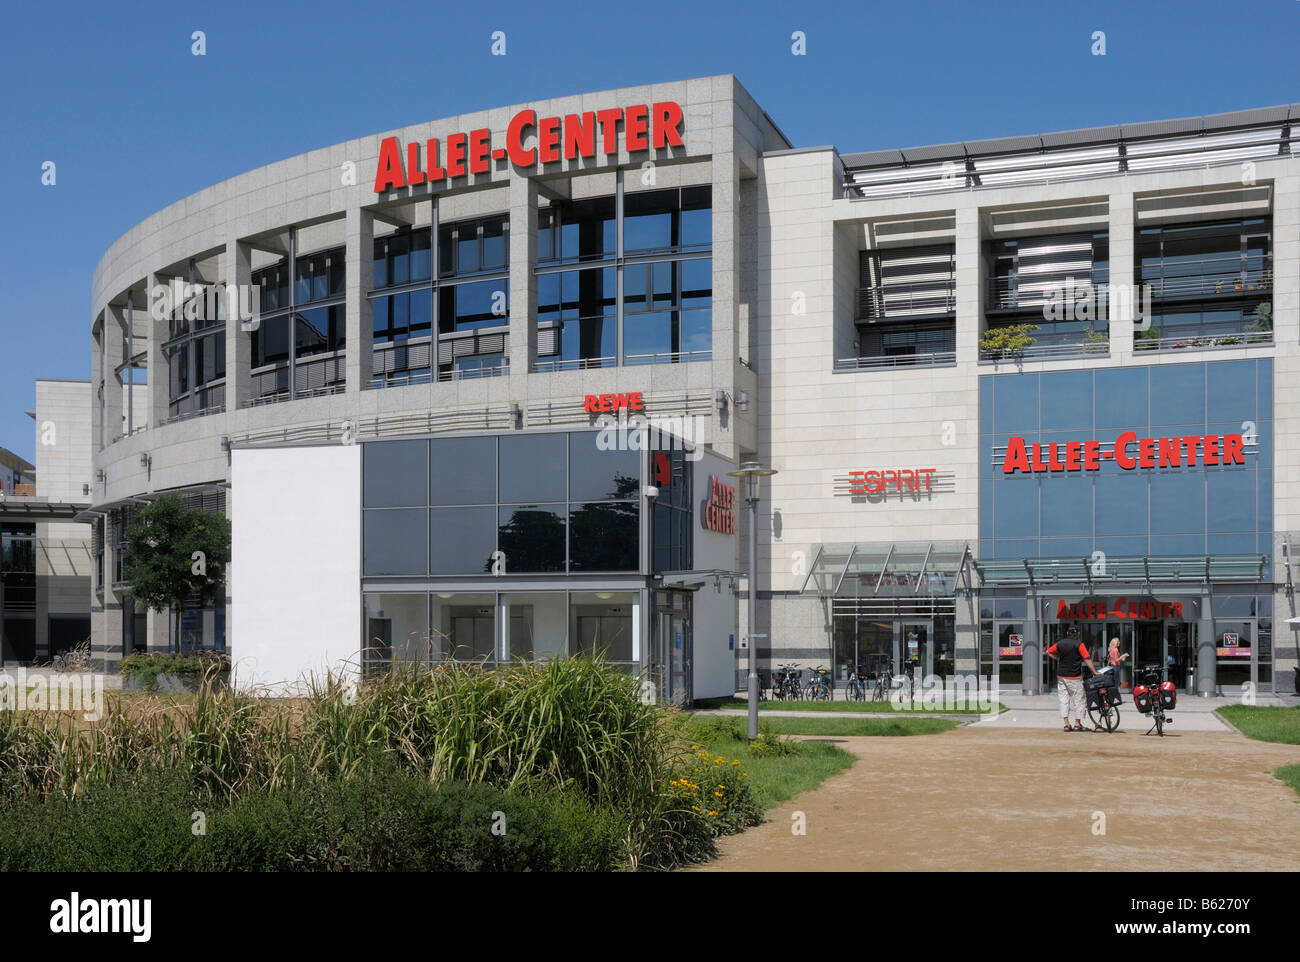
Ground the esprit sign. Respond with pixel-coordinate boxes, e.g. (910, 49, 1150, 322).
(701, 475, 736, 534)
(848, 468, 937, 495)
(1055, 598, 1185, 621)
(1002, 432, 1246, 475)
(584, 392, 644, 414)
(375, 102, 685, 192)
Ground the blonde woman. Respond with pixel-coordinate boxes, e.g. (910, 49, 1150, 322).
(1108, 638, 1129, 687)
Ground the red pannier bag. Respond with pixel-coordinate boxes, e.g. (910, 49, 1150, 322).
(1159, 680, 1176, 710)
(1133, 684, 1153, 714)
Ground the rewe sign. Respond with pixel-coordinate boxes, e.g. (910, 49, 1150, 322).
(375, 102, 685, 192)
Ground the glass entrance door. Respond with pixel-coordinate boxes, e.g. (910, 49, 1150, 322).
(1133, 621, 1164, 677)
(994, 621, 1025, 687)
(899, 621, 931, 690)
(654, 590, 691, 706)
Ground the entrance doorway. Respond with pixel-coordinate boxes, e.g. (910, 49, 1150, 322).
(900, 621, 930, 691)
(653, 590, 692, 706)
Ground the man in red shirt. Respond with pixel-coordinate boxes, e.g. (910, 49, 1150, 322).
(1046, 625, 1102, 731)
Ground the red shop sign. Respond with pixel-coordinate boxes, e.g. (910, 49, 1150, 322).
(1002, 432, 1245, 475)
(583, 392, 644, 414)
(1055, 598, 1185, 621)
(701, 475, 735, 534)
(375, 102, 684, 192)
(848, 468, 936, 495)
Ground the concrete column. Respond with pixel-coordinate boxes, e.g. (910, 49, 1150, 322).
(146, 273, 170, 428)
(345, 206, 374, 392)
(710, 150, 740, 461)
(1196, 592, 1216, 696)
(103, 304, 127, 442)
(223, 245, 252, 412)
(1107, 191, 1136, 355)
(91, 326, 105, 454)
(955, 590, 979, 675)
(1022, 590, 1041, 695)
(954, 206, 982, 360)
(507, 174, 538, 385)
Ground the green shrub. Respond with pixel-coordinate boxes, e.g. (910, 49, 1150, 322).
(118, 651, 230, 690)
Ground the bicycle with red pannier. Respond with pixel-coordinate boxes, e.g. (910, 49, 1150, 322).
(1132, 664, 1177, 736)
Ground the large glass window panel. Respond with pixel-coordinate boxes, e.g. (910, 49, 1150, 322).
(557, 196, 615, 263)
(570, 592, 635, 662)
(680, 309, 711, 354)
(363, 593, 430, 667)
(1094, 367, 1148, 430)
(439, 281, 508, 332)
(253, 314, 290, 367)
(623, 311, 673, 362)
(624, 189, 676, 253)
(498, 505, 566, 573)
(482, 219, 505, 271)
(568, 432, 640, 501)
(1206, 359, 1258, 419)
(1206, 470, 1255, 533)
(1094, 475, 1149, 534)
(430, 436, 496, 505)
(294, 306, 344, 357)
(364, 440, 429, 508)
(429, 506, 497, 574)
(1149, 364, 1205, 426)
(681, 186, 712, 249)
(1039, 371, 1093, 431)
(410, 231, 431, 282)
(363, 508, 428, 575)
(569, 502, 638, 571)
(1150, 472, 1205, 535)
(681, 258, 712, 307)
(504, 592, 566, 661)
(1040, 474, 1092, 536)
(431, 593, 497, 662)
(499, 433, 565, 503)
(993, 477, 1038, 538)
(993, 374, 1038, 434)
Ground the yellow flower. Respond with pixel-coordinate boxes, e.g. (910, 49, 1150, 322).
(717, 784, 726, 790)
(732, 760, 740, 765)
(708, 811, 718, 816)
(714, 791, 724, 797)
(691, 805, 701, 811)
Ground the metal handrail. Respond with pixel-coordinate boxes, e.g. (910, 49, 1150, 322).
(533, 356, 616, 373)
(834, 352, 957, 371)
(1139, 257, 1273, 299)
(1133, 331, 1273, 352)
(978, 340, 1109, 363)
(623, 349, 712, 365)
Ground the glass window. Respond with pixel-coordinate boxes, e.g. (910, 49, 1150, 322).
(1207, 359, 1258, 420)
(569, 502, 638, 571)
(1040, 474, 1091, 536)
(993, 477, 1038, 538)
(570, 592, 635, 661)
(499, 434, 565, 503)
(993, 374, 1038, 435)
(1094, 367, 1148, 430)
(363, 593, 431, 668)
(504, 592, 566, 661)
(1206, 470, 1254, 533)
(624, 189, 675, 253)
(1094, 475, 1149, 534)
(568, 433, 639, 500)
(498, 505, 566, 573)
(364, 440, 429, 508)
(1040, 371, 1092, 431)
(552, 196, 615, 264)
(1149, 364, 1204, 426)
(430, 436, 496, 505)
(429, 506, 497, 575)
(363, 508, 428, 575)
(1149, 471, 1205, 535)
(431, 593, 497, 662)
(252, 315, 289, 367)
(439, 281, 507, 332)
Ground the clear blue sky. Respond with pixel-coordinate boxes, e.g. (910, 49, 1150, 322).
(1, 0, 1296, 462)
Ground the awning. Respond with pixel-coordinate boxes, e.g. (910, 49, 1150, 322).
(73, 482, 228, 523)
(0, 498, 91, 523)
(657, 569, 745, 592)
(969, 554, 1268, 589)
(800, 541, 971, 599)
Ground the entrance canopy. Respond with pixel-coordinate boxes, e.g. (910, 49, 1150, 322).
(970, 553, 1268, 590)
(801, 542, 971, 615)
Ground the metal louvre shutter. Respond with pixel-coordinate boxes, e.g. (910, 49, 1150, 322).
(861, 245, 955, 318)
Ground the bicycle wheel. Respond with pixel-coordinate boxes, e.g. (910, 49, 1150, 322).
(1087, 706, 1106, 731)
(1106, 705, 1120, 732)
(1154, 708, 1164, 736)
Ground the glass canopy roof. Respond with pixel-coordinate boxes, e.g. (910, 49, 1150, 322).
(802, 545, 1269, 598)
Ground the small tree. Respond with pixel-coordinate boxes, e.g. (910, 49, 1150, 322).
(978, 322, 1040, 359)
(121, 493, 231, 654)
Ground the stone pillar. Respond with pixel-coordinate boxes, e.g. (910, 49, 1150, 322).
(103, 303, 127, 443)
(710, 148, 740, 462)
(507, 174, 538, 387)
(1022, 590, 1042, 695)
(345, 206, 374, 392)
(223, 246, 252, 413)
(954, 206, 982, 360)
(145, 272, 171, 429)
(1107, 191, 1136, 355)
(1197, 592, 1216, 696)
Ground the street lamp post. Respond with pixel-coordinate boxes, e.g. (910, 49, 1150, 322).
(728, 460, 777, 741)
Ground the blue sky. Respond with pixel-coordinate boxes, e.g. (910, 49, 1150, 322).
(0, 0, 1296, 462)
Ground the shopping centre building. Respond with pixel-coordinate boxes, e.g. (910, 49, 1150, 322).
(86, 75, 1300, 697)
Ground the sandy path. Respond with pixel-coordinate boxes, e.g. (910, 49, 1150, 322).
(692, 727, 1300, 872)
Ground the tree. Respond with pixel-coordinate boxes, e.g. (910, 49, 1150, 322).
(121, 493, 231, 654)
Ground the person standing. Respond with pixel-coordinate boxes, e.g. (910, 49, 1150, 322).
(1047, 625, 1101, 731)
(1107, 638, 1129, 689)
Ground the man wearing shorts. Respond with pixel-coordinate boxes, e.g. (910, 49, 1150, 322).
(1046, 625, 1101, 731)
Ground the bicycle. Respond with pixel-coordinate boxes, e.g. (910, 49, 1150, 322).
(1133, 664, 1176, 736)
(1085, 666, 1122, 732)
(773, 663, 803, 701)
(847, 666, 868, 701)
(807, 665, 832, 701)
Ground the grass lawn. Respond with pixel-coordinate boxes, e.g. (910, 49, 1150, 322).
(1216, 706, 1300, 745)
(1276, 765, 1300, 800)
(682, 714, 957, 811)
(693, 696, 1002, 715)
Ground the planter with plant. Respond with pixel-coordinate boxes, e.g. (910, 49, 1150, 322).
(1082, 324, 1108, 355)
(978, 322, 1040, 360)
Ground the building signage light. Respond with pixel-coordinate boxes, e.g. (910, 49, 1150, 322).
(1002, 432, 1246, 475)
(848, 468, 937, 495)
(701, 475, 736, 534)
(374, 102, 685, 192)
(584, 392, 644, 413)
(1055, 598, 1185, 621)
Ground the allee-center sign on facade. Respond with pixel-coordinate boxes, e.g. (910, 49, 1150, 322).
(375, 102, 685, 192)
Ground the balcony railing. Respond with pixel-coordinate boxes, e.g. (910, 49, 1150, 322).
(533, 356, 616, 373)
(856, 281, 956, 320)
(987, 275, 1110, 311)
(978, 340, 1110, 363)
(834, 351, 957, 371)
(1139, 258, 1273, 300)
(624, 349, 712, 366)
(1133, 331, 1273, 353)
